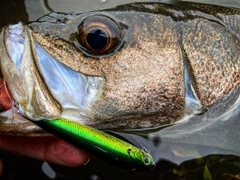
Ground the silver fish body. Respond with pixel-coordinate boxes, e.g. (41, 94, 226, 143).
(0, 2, 239, 135)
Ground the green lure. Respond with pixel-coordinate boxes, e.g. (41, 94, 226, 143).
(33, 118, 154, 170)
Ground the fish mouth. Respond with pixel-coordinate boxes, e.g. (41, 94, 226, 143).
(0, 22, 105, 135)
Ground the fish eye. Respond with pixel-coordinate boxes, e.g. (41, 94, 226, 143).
(78, 15, 122, 55)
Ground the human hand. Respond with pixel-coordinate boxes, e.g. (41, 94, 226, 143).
(0, 79, 90, 176)
(0, 135, 90, 176)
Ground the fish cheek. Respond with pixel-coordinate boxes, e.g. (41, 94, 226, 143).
(91, 41, 185, 126)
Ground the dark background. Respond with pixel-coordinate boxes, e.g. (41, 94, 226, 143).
(1, 0, 240, 179)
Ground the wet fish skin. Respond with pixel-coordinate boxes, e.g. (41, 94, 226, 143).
(27, 3, 187, 126)
(28, 2, 240, 124)
(0, 2, 240, 135)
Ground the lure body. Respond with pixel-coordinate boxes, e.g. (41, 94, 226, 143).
(33, 118, 154, 170)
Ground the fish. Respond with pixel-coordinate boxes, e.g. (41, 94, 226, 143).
(0, 1, 239, 136)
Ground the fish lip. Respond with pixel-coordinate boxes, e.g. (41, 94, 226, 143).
(2, 22, 62, 120)
(1, 22, 105, 128)
(0, 109, 49, 136)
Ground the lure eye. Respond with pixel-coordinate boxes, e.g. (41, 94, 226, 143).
(78, 15, 122, 55)
(143, 153, 154, 167)
(144, 156, 150, 165)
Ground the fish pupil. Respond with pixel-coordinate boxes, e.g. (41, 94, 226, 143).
(86, 29, 107, 50)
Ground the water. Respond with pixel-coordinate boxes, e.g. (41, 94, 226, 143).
(0, 0, 240, 179)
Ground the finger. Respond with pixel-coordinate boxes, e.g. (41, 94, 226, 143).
(0, 136, 90, 167)
(0, 79, 13, 111)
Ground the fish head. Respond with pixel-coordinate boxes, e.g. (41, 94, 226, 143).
(0, 4, 185, 132)
(0, 2, 240, 137)
(1, 4, 191, 136)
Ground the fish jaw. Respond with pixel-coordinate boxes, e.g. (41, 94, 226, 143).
(0, 22, 105, 123)
(0, 22, 62, 120)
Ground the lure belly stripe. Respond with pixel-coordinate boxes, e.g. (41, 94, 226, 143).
(33, 118, 154, 170)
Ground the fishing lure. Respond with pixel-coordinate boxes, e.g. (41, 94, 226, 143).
(33, 117, 155, 170)
(0, 80, 154, 170)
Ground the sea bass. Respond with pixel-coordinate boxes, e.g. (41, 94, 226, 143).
(0, 2, 239, 135)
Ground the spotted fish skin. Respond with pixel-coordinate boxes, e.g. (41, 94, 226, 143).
(0, 2, 239, 135)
